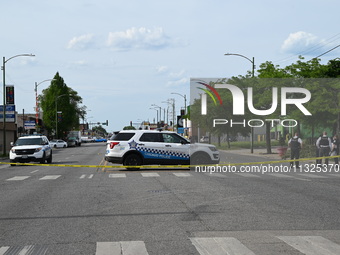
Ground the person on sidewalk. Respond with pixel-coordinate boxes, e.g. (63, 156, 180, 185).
(330, 134, 339, 165)
(316, 131, 332, 165)
(288, 133, 302, 168)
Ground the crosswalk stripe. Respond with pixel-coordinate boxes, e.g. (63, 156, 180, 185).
(141, 173, 160, 177)
(88, 174, 94, 179)
(277, 236, 340, 255)
(18, 245, 34, 255)
(39, 175, 61, 180)
(6, 176, 30, 181)
(173, 173, 191, 177)
(96, 241, 149, 255)
(204, 173, 227, 178)
(190, 237, 256, 255)
(296, 173, 327, 178)
(234, 173, 259, 178)
(328, 174, 340, 177)
(0, 245, 47, 255)
(80, 174, 86, 179)
(0, 247, 9, 255)
(109, 174, 126, 178)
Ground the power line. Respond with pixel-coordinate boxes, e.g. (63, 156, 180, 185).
(275, 32, 340, 64)
(313, 44, 340, 59)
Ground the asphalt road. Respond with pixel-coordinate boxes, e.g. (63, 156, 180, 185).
(1, 143, 340, 254)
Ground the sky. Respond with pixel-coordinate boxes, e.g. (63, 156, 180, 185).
(1, 0, 339, 133)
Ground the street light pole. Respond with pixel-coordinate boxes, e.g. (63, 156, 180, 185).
(2, 54, 35, 155)
(224, 53, 255, 153)
(171, 92, 187, 114)
(151, 104, 162, 122)
(149, 108, 159, 123)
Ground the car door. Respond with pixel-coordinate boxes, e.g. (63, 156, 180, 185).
(160, 133, 190, 165)
(137, 133, 166, 164)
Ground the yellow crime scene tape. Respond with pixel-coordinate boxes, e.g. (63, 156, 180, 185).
(0, 155, 338, 169)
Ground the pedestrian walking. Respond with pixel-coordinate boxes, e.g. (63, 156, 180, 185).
(330, 135, 339, 165)
(288, 133, 302, 168)
(316, 131, 332, 165)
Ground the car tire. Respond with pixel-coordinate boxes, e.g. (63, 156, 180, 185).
(40, 153, 46, 164)
(123, 154, 142, 170)
(47, 152, 52, 164)
(54, 145, 57, 148)
(191, 152, 211, 166)
(10, 160, 16, 166)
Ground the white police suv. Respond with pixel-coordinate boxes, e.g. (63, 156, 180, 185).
(104, 130, 219, 169)
(9, 135, 52, 166)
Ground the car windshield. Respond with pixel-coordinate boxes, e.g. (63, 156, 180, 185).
(14, 138, 44, 146)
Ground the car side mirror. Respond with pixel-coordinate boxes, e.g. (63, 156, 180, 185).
(10, 142, 13, 147)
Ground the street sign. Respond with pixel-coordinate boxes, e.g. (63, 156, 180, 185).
(6, 86, 15, 105)
(24, 120, 36, 129)
(0, 105, 16, 122)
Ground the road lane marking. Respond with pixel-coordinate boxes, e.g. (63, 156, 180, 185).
(6, 176, 30, 181)
(0, 247, 9, 254)
(96, 241, 149, 255)
(296, 173, 327, 178)
(30, 170, 39, 173)
(141, 173, 160, 177)
(277, 236, 340, 255)
(190, 237, 256, 255)
(173, 173, 191, 177)
(234, 173, 259, 177)
(109, 174, 126, 178)
(39, 175, 61, 180)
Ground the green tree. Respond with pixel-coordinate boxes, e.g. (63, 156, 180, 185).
(123, 126, 136, 130)
(92, 125, 108, 136)
(39, 72, 84, 138)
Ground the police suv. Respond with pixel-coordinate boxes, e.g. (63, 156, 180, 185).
(104, 130, 219, 169)
(9, 135, 52, 166)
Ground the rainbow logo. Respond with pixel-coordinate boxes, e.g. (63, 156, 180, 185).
(196, 82, 223, 106)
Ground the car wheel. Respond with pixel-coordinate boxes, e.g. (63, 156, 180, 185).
(63, 145, 66, 148)
(47, 152, 52, 164)
(10, 160, 16, 166)
(191, 153, 211, 166)
(40, 153, 46, 164)
(123, 154, 142, 170)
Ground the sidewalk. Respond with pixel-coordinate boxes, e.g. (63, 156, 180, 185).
(221, 147, 282, 160)
(221, 147, 319, 164)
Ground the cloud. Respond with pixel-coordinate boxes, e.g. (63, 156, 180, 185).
(67, 34, 95, 50)
(156, 65, 168, 74)
(281, 31, 326, 55)
(166, 77, 188, 87)
(107, 27, 173, 50)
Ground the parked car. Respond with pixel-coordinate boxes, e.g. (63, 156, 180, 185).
(67, 137, 77, 147)
(9, 135, 52, 166)
(105, 130, 219, 169)
(200, 136, 209, 143)
(49, 139, 68, 148)
(95, 137, 107, 142)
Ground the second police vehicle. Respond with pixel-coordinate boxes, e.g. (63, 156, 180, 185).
(105, 130, 219, 169)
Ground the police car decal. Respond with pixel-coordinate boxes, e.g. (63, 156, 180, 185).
(137, 146, 189, 160)
(128, 140, 138, 149)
